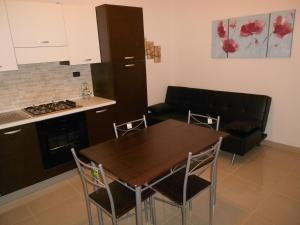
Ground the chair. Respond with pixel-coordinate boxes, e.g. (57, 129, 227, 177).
(71, 149, 155, 225)
(188, 110, 220, 131)
(153, 138, 222, 225)
(113, 115, 147, 138)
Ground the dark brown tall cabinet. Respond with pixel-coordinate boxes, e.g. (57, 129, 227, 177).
(91, 4, 148, 123)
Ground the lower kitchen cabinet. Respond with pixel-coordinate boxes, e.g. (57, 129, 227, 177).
(0, 123, 44, 196)
(85, 105, 116, 145)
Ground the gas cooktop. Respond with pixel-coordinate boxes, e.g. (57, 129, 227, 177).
(24, 100, 77, 116)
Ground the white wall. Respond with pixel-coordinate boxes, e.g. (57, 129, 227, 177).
(167, 0, 300, 147)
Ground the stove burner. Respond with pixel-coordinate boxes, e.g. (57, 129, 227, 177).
(24, 100, 77, 116)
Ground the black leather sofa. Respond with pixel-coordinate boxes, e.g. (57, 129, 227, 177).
(147, 86, 272, 157)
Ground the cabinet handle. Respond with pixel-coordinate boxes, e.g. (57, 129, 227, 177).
(124, 56, 135, 60)
(0, 65, 2, 68)
(85, 58, 92, 62)
(4, 129, 22, 135)
(37, 41, 50, 44)
(124, 64, 135, 67)
(96, 109, 107, 114)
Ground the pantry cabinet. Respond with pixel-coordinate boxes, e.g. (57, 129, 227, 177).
(91, 5, 148, 123)
(63, 3, 101, 65)
(0, 0, 17, 71)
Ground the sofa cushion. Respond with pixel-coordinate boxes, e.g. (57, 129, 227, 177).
(148, 103, 173, 115)
(225, 120, 260, 134)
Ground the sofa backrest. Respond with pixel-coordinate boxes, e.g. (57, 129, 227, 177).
(165, 86, 271, 131)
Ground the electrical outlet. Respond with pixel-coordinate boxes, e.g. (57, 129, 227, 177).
(73, 71, 80, 77)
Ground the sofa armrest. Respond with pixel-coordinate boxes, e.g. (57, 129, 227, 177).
(148, 103, 173, 115)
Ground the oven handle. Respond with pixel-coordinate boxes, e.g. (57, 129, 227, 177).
(49, 143, 73, 151)
(3, 129, 22, 135)
(96, 109, 107, 114)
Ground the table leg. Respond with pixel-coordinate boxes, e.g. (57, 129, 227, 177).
(135, 186, 143, 225)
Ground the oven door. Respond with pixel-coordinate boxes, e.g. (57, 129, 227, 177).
(36, 113, 89, 170)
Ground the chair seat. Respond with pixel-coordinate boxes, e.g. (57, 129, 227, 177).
(153, 170, 211, 205)
(89, 181, 155, 218)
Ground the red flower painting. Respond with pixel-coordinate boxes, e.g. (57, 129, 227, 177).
(217, 21, 227, 38)
(273, 16, 293, 38)
(222, 39, 238, 53)
(240, 20, 265, 37)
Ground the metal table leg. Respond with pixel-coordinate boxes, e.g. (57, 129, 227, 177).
(135, 186, 143, 225)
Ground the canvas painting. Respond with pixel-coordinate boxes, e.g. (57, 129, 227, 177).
(212, 19, 229, 58)
(212, 9, 296, 58)
(228, 14, 269, 58)
(267, 10, 296, 57)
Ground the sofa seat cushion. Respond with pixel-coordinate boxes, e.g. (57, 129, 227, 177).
(225, 120, 260, 134)
(148, 103, 174, 115)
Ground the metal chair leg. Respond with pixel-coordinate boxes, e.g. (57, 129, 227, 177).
(97, 208, 104, 225)
(149, 196, 156, 225)
(181, 207, 187, 225)
(188, 201, 192, 211)
(86, 201, 93, 225)
(144, 199, 149, 223)
(209, 186, 214, 225)
(231, 154, 236, 165)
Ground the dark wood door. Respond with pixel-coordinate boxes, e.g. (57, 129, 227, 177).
(85, 105, 116, 145)
(114, 60, 148, 123)
(0, 123, 44, 196)
(105, 5, 145, 61)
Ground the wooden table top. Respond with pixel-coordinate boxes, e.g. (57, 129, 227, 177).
(80, 119, 228, 187)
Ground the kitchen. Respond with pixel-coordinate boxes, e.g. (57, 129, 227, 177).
(1, 1, 300, 225)
(0, 0, 149, 197)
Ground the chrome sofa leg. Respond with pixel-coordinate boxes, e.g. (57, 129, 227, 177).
(231, 154, 236, 165)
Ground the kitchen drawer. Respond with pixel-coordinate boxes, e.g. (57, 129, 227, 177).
(85, 105, 116, 145)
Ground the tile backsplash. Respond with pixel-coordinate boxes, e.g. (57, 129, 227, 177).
(0, 62, 93, 112)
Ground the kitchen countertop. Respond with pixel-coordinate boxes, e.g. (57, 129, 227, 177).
(0, 97, 116, 130)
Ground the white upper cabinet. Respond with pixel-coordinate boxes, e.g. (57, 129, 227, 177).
(63, 2, 101, 65)
(6, 0, 67, 48)
(0, 0, 18, 71)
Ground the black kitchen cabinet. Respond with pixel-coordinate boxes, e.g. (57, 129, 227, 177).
(91, 4, 148, 123)
(85, 105, 116, 145)
(0, 123, 44, 196)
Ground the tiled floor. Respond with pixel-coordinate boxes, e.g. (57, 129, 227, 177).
(0, 141, 300, 225)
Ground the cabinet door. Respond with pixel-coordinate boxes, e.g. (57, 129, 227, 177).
(0, 124, 44, 196)
(103, 5, 146, 62)
(63, 3, 101, 65)
(6, 0, 67, 47)
(114, 61, 148, 123)
(0, 0, 18, 71)
(85, 105, 116, 145)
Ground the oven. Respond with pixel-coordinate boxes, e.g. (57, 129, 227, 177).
(36, 112, 89, 170)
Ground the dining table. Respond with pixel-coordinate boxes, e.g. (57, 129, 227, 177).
(80, 119, 228, 225)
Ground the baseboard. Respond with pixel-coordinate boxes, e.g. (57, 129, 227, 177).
(263, 140, 300, 154)
(0, 169, 78, 207)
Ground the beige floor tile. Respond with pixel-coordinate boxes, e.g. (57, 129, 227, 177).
(219, 174, 270, 210)
(153, 198, 181, 224)
(190, 188, 250, 225)
(241, 214, 274, 225)
(34, 196, 87, 225)
(232, 153, 292, 188)
(274, 168, 300, 201)
(0, 205, 31, 225)
(13, 217, 39, 225)
(253, 192, 300, 225)
(68, 174, 85, 194)
(27, 181, 79, 214)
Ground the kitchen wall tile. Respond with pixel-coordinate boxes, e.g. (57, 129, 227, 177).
(0, 62, 93, 112)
